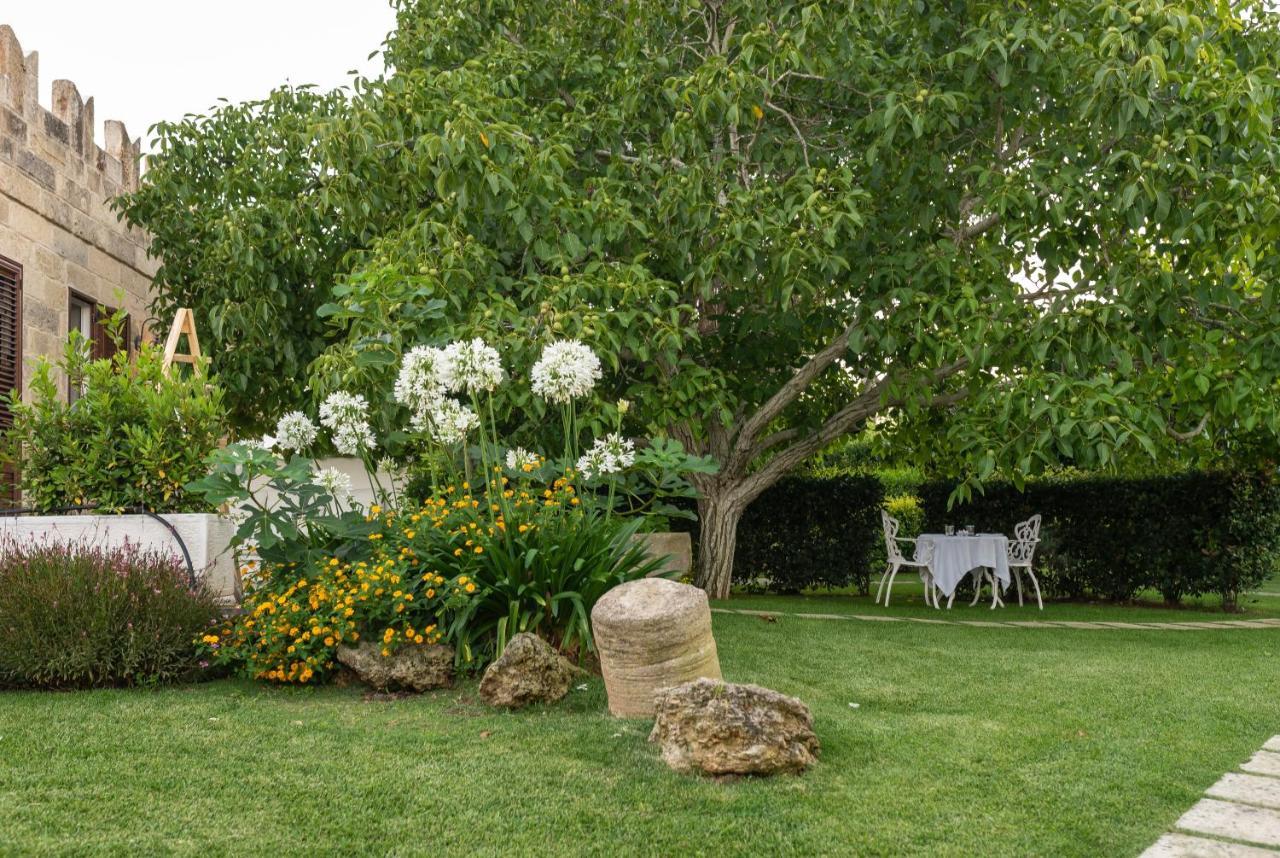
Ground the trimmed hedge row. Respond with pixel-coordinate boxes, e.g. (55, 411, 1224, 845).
(917, 471, 1280, 608)
(679, 476, 884, 594)
(710, 470, 1280, 607)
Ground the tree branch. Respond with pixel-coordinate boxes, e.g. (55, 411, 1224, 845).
(593, 148, 688, 170)
(738, 359, 971, 503)
(727, 322, 859, 471)
(1165, 413, 1209, 442)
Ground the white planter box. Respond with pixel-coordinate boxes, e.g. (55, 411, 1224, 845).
(0, 513, 240, 606)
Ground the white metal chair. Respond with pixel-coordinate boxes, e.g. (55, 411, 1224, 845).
(876, 511, 937, 607)
(1008, 514, 1043, 610)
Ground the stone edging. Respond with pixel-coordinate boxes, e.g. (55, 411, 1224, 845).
(711, 607, 1280, 632)
(1142, 737, 1280, 855)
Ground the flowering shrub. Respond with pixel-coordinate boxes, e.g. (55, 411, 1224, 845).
(0, 541, 221, 688)
(192, 336, 713, 682)
(204, 475, 662, 680)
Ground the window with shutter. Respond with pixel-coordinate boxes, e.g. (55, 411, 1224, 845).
(68, 294, 130, 402)
(0, 255, 20, 506)
(92, 304, 129, 362)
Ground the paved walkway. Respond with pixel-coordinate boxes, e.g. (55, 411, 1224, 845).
(1143, 737, 1280, 856)
(711, 607, 1280, 632)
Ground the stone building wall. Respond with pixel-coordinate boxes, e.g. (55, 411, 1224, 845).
(0, 23, 155, 399)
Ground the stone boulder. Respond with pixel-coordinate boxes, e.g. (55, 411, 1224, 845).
(478, 632, 578, 708)
(336, 641, 454, 692)
(591, 578, 721, 718)
(649, 678, 820, 776)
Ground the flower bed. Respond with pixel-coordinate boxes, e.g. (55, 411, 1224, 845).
(194, 338, 715, 683)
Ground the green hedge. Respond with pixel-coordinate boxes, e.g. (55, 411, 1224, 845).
(722, 476, 885, 594)
(696, 469, 1279, 605)
(917, 471, 1280, 608)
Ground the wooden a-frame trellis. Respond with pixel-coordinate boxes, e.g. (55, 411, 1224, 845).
(161, 308, 204, 376)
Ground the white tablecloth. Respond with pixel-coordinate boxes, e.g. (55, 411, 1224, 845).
(916, 534, 1011, 598)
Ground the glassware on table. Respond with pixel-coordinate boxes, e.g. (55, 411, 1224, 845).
(945, 525, 954, 536)
(965, 524, 976, 536)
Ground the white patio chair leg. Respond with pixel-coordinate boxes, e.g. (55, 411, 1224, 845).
(970, 571, 984, 607)
(1026, 567, 1043, 611)
(990, 573, 1002, 609)
(875, 564, 892, 604)
(1014, 570, 1024, 607)
(882, 563, 901, 607)
(946, 587, 957, 609)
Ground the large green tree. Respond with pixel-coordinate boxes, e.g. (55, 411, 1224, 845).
(117, 87, 356, 432)
(125, 1, 1280, 598)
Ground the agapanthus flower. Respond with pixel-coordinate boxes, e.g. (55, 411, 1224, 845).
(428, 398, 480, 445)
(312, 467, 353, 500)
(576, 433, 636, 480)
(437, 338, 504, 394)
(394, 345, 447, 414)
(319, 391, 376, 455)
(248, 434, 278, 452)
(275, 411, 318, 453)
(531, 340, 602, 404)
(505, 447, 541, 472)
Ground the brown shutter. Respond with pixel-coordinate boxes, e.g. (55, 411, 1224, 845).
(0, 256, 20, 505)
(92, 305, 126, 361)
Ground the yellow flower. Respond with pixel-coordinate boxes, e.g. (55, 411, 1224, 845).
(458, 576, 469, 585)
(465, 583, 477, 593)
(474, 546, 483, 554)
(324, 636, 334, 646)
(426, 589, 436, 598)
(370, 504, 382, 516)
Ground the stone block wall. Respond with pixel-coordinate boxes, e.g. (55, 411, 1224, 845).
(0, 24, 155, 398)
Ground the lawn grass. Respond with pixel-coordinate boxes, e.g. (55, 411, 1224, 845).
(2, 605, 1278, 856)
(722, 576, 1280, 621)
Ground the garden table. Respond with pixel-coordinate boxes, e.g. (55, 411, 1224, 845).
(915, 534, 1012, 608)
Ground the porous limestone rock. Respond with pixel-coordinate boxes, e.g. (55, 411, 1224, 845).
(478, 632, 578, 708)
(336, 641, 454, 692)
(648, 678, 820, 776)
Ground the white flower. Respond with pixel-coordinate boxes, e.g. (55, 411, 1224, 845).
(394, 346, 447, 414)
(249, 434, 277, 451)
(437, 338, 504, 394)
(531, 340, 602, 404)
(576, 433, 636, 480)
(505, 447, 541, 471)
(275, 411, 318, 453)
(428, 398, 480, 445)
(312, 467, 353, 500)
(319, 391, 376, 455)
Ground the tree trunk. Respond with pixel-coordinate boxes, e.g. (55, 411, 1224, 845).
(694, 490, 745, 600)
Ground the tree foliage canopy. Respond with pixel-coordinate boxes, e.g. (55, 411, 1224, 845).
(121, 0, 1280, 594)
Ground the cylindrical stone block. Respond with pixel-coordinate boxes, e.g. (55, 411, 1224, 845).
(591, 578, 722, 718)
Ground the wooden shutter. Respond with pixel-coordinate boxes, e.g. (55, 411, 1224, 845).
(0, 256, 20, 505)
(91, 305, 128, 361)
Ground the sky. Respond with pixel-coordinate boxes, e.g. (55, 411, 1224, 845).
(2, 1, 399, 153)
